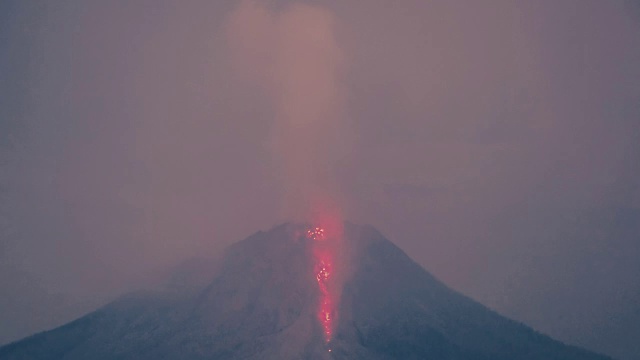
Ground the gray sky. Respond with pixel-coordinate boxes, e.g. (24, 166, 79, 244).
(1, 1, 639, 359)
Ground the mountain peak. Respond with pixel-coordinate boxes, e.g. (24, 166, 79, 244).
(0, 222, 613, 360)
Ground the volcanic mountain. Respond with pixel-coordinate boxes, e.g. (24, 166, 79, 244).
(0, 222, 612, 360)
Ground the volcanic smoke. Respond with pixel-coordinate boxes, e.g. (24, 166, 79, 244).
(224, 0, 348, 220)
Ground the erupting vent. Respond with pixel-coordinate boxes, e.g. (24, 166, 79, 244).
(307, 227, 325, 241)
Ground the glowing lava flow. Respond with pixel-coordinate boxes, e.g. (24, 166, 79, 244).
(307, 226, 335, 343)
(316, 257, 333, 341)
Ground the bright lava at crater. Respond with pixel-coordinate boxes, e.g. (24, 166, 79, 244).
(307, 227, 325, 241)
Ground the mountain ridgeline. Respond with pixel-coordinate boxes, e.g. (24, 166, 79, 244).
(0, 222, 612, 359)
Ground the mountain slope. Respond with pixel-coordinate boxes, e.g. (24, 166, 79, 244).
(0, 222, 613, 359)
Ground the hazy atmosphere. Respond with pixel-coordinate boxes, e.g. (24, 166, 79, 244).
(1, 1, 639, 359)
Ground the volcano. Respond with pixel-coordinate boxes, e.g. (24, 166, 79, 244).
(0, 222, 612, 360)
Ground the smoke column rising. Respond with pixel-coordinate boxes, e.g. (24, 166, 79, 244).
(225, 2, 349, 346)
(225, 0, 348, 222)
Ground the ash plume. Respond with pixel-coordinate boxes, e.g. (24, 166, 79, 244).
(225, 0, 349, 222)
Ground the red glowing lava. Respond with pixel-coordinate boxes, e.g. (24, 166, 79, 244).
(316, 259, 333, 341)
(307, 226, 335, 343)
(307, 227, 325, 241)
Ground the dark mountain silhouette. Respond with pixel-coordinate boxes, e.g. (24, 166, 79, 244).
(0, 222, 613, 359)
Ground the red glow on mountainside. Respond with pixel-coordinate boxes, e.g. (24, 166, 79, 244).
(308, 226, 335, 343)
(316, 258, 333, 341)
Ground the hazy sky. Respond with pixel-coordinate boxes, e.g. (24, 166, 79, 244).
(1, 1, 639, 359)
